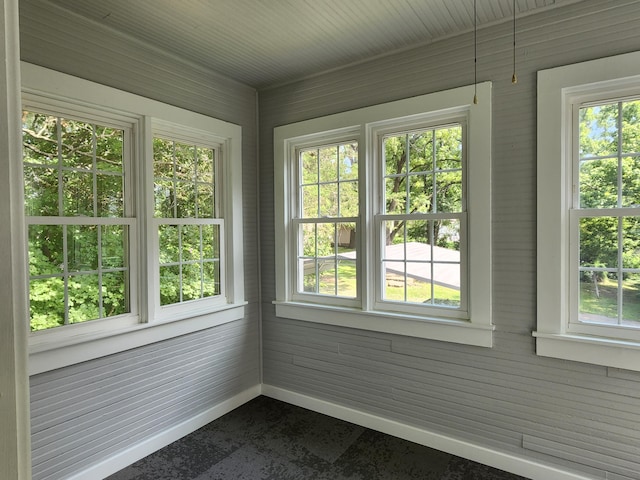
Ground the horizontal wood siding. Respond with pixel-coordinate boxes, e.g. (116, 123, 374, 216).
(20, 1, 260, 479)
(259, 1, 640, 479)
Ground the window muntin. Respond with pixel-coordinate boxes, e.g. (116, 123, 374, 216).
(153, 136, 223, 307)
(22, 109, 133, 332)
(378, 124, 464, 311)
(294, 141, 359, 301)
(573, 99, 640, 330)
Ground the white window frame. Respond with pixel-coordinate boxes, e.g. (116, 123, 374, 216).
(536, 50, 640, 370)
(21, 62, 245, 375)
(274, 83, 493, 347)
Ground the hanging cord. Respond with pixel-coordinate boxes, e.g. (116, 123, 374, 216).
(473, 0, 478, 104)
(512, 0, 518, 84)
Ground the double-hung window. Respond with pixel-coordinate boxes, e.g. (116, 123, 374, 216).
(275, 83, 492, 346)
(21, 63, 245, 374)
(536, 50, 640, 370)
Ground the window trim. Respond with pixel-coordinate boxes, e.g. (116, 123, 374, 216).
(21, 62, 245, 375)
(274, 83, 493, 347)
(535, 50, 640, 370)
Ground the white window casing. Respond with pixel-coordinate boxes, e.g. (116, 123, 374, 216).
(274, 83, 493, 347)
(536, 50, 640, 371)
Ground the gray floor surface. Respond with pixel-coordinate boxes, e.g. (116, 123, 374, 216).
(107, 395, 529, 480)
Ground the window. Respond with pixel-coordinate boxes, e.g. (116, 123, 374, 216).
(536, 50, 640, 371)
(274, 83, 492, 346)
(21, 63, 245, 374)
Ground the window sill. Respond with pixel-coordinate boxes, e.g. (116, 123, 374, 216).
(533, 331, 640, 371)
(29, 302, 246, 375)
(274, 301, 493, 347)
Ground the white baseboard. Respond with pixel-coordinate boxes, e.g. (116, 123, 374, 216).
(261, 384, 595, 480)
(67, 384, 261, 480)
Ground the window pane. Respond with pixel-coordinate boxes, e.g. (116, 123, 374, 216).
(435, 125, 463, 170)
(409, 131, 432, 173)
(102, 271, 128, 317)
(97, 173, 124, 217)
(301, 149, 318, 184)
(29, 277, 65, 331)
(102, 225, 126, 269)
(68, 225, 98, 272)
(385, 176, 407, 214)
(318, 146, 338, 183)
(579, 158, 618, 208)
(95, 126, 123, 173)
(197, 183, 214, 218)
(202, 225, 220, 259)
(317, 223, 336, 257)
(24, 166, 59, 216)
(29, 225, 64, 276)
(302, 260, 317, 293)
(319, 183, 338, 217)
(622, 100, 640, 154)
(175, 142, 195, 181)
(436, 171, 462, 213)
(175, 181, 196, 218)
(318, 259, 337, 295)
(202, 261, 220, 297)
(22, 112, 58, 166)
(68, 274, 100, 323)
(301, 185, 318, 218)
(181, 225, 201, 261)
(336, 259, 357, 298)
(579, 104, 619, 158)
(622, 157, 640, 208)
(409, 174, 432, 213)
(61, 119, 94, 169)
(623, 216, 640, 269)
(63, 171, 94, 216)
(196, 146, 214, 183)
(580, 216, 618, 269)
(433, 220, 461, 307)
(579, 271, 618, 324)
(623, 273, 640, 326)
(160, 265, 181, 305)
(153, 137, 174, 178)
(385, 135, 407, 176)
(159, 225, 180, 264)
(301, 223, 316, 257)
(339, 180, 358, 217)
(338, 143, 358, 181)
(154, 179, 175, 218)
(182, 263, 202, 301)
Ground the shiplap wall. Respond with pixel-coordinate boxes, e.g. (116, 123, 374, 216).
(19, 1, 260, 479)
(259, 1, 640, 479)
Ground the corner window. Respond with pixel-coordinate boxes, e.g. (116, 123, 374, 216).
(536, 50, 640, 370)
(274, 83, 492, 346)
(21, 63, 245, 374)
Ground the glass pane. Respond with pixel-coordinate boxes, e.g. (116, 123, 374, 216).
(154, 179, 175, 218)
(406, 276, 430, 304)
(435, 125, 463, 170)
(317, 223, 335, 257)
(318, 259, 337, 295)
(29, 277, 65, 331)
(382, 220, 407, 257)
(383, 261, 406, 301)
(301, 185, 318, 218)
(336, 223, 356, 252)
(202, 261, 220, 297)
(623, 216, 640, 269)
(580, 216, 618, 269)
(579, 271, 618, 324)
(301, 223, 316, 257)
(409, 131, 432, 173)
(68, 225, 98, 271)
(319, 183, 338, 217)
(197, 183, 214, 218)
(623, 273, 640, 325)
(22, 112, 58, 165)
(95, 126, 123, 172)
(622, 100, 640, 154)
(622, 157, 640, 208)
(102, 225, 126, 269)
(202, 225, 220, 259)
(318, 145, 337, 183)
(579, 104, 619, 158)
(97, 173, 123, 217)
(24, 166, 59, 216)
(63, 171, 94, 216)
(385, 176, 406, 214)
(28, 225, 64, 276)
(336, 259, 357, 298)
(338, 143, 358, 181)
(302, 260, 317, 293)
(384, 135, 407, 177)
(68, 274, 100, 323)
(339, 180, 358, 217)
(175, 142, 195, 181)
(61, 119, 94, 169)
(181, 263, 202, 301)
(153, 137, 175, 179)
(433, 221, 461, 307)
(409, 174, 432, 213)
(159, 225, 180, 264)
(301, 149, 318, 184)
(579, 158, 618, 208)
(160, 265, 181, 305)
(181, 225, 201, 262)
(102, 271, 128, 317)
(175, 181, 196, 218)
(196, 146, 214, 183)
(436, 171, 462, 213)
